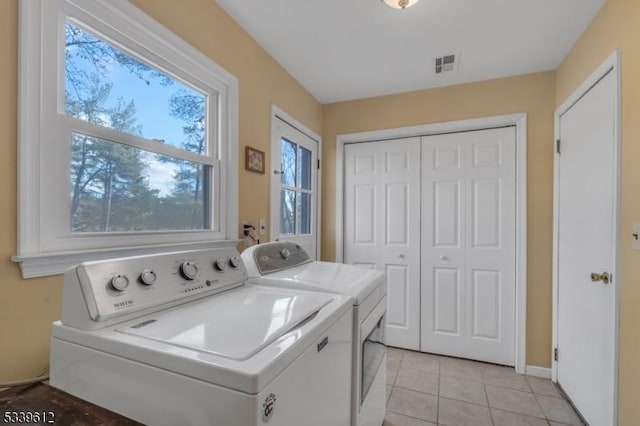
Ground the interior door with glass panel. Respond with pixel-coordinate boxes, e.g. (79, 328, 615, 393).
(271, 118, 318, 259)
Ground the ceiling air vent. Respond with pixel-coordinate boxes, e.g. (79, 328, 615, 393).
(435, 54, 457, 74)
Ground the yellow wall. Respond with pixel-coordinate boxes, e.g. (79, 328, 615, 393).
(322, 72, 557, 368)
(556, 0, 640, 424)
(0, 0, 61, 383)
(0, 0, 322, 381)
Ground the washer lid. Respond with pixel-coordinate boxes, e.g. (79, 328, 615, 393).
(252, 261, 386, 304)
(116, 287, 332, 360)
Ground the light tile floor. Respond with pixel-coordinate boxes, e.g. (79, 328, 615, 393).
(384, 347, 584, 426)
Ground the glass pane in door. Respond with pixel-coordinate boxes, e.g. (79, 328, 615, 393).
(298, 146, 312, 190)
(297, 192, 311, 234)
(280, 189, 296, 235)
(281, 138, 297, 186)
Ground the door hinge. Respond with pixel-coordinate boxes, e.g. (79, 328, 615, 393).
(317, 159, 320, 169)
(556, 139, 561, 155)
(554, 347, 558, 362)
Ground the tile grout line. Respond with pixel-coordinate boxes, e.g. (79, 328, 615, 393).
(481, 370, 496, 426)
(436, 364, 440, 425)
(386, 407, 442, 425)
(386, 350, 580, 425)
(482, 366, 550, 424)
(528, 385, 550, 423)
(435, 357, 440, 426)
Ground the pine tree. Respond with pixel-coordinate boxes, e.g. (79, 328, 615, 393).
(65, 21, 210, 232)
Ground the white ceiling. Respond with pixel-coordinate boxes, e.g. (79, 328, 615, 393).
(215, 0, 605, 104)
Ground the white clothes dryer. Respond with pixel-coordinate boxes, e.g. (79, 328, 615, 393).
(241, 241, 387, 426)
(50, 244, 353, 426)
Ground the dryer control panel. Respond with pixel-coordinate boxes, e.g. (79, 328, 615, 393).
(250, 241, 312, 275)
(61, 245, 247, 329)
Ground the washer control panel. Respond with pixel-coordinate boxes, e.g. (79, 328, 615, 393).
(251, 241, 312, 275)
(70, 246, 248, 324)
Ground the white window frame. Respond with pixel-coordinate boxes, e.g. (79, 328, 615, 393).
(13, 0, 239, 278)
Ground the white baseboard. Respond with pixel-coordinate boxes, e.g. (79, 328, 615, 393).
(525, 365, 552, 379)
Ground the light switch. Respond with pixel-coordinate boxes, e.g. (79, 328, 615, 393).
(259, 219, 266, 235)
(633, 224, 640, 250)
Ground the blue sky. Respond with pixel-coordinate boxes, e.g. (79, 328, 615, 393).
(106, 66, 195, 147)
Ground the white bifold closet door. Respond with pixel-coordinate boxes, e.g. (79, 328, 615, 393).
(344, 138, 421, 350)
(421, 127, 516, 365)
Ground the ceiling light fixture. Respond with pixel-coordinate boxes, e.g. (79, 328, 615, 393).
(382, 0, 420, 10)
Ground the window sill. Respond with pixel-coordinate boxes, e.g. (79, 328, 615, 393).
(11, 240, 240, 279)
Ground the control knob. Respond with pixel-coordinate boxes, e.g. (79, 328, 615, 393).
(214, 258, 228, 271)
(110, 275, 130, 291)
(139, 269, 157, 285)
(179, 261, 198, 280)
(280, 248, 291, 259)
(229, 256, 241, 268)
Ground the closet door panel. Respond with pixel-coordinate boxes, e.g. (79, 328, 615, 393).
(344, 138, 421, 349)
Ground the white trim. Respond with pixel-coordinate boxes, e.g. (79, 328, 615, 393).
(336, 113, 528, 374)
(515, 115, 528, 376)
(17, 0, 44, 257)
(270, 105, 322, 259)
(223, 73, 240, 241)
(552, 50, 620, 426)
(16, 0, 239, 276)
(525, 365, 552, 379)
(271, 105, 322, 142)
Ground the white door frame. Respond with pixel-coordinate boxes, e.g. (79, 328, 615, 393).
(552, 50, 620, 425)
(270, 105, 322, 258)
(336, 113, 528, 374)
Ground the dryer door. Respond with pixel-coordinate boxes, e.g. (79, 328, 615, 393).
(359, 298, 387, 426)
(361, 314, 385, 404)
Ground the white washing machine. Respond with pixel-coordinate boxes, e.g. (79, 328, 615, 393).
(241, 241, 387, 426)
(50, 244, 354, 426)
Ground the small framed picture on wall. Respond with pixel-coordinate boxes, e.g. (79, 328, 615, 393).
(245, 146, 265, 174)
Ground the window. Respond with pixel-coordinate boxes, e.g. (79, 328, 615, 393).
(65, 23, 211, 232)
(16, 0, 238, 277)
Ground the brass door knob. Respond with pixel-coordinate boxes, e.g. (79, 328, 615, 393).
(590, 272, 610, 284)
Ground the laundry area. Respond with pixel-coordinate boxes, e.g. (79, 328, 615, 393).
(1, 0, 640, 425)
